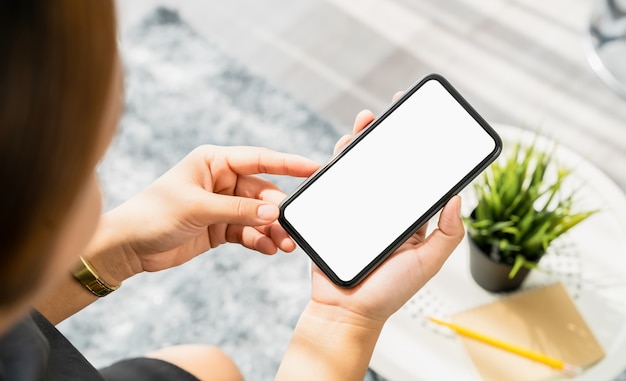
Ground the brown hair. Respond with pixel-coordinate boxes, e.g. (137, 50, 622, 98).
(0, 0, 118, 305)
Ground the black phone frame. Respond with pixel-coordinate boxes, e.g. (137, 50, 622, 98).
(278, 73, 502, 288)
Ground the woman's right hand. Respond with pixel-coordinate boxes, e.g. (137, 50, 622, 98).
(89, 145, 320, 284)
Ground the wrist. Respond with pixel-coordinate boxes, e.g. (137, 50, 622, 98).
(295, 301, 385, 358)
(277, 301, 384, 381)
(80, 212, 140, 285)
(301, 300, 386, 334)
(297, 300, 385, 352)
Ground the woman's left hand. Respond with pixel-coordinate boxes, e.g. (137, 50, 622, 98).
(311, 92, 465, 322)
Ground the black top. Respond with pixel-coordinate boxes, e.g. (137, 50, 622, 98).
(0, 310, 200, 381)
(0, 310, 103, 381)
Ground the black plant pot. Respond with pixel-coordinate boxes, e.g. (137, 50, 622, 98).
(468, 235, 531, 292)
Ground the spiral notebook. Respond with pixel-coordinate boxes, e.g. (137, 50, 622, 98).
(450, 282, 604, 381)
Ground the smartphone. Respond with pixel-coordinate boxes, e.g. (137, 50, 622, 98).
(278, 74, 502, 288)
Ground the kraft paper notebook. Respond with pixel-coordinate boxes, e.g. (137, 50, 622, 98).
(450, 282, 604, 381)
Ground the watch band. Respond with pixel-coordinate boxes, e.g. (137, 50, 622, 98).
(71, 256, 120, 297)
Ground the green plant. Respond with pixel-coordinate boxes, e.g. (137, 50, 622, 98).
(464, 139, 597, 278)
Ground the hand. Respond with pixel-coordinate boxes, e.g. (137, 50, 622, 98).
(276, 95, 465, 381)
(95, 145, 319, 282)
(311, 92, 465, 325)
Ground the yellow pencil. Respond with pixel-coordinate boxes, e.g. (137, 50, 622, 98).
(428, 316, 582, 376)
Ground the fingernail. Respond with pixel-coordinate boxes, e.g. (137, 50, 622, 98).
(257, 204, 278, 220)
(455, 195, 462, 217)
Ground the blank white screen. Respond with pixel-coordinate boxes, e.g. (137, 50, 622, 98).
(283, 78, 497, 283)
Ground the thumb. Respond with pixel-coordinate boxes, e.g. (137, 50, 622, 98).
(438, 195, 464, 238)
(418, 195, 465, 277)
(195, 192, 279, 227)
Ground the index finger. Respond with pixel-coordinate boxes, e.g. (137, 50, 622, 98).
(210, 146, 321, 177)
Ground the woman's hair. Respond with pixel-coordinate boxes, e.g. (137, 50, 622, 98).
(0, 0, 118, 306)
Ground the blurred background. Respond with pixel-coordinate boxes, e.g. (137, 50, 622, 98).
(115, 0, 626, 188)
(58, 1, 626, 380)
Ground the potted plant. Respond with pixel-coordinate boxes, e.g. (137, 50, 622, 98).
(464, 139, 597, 292)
